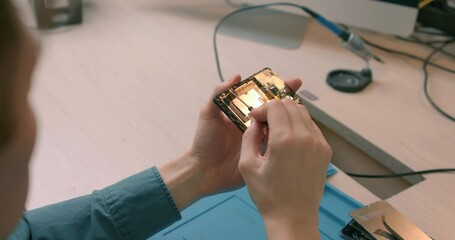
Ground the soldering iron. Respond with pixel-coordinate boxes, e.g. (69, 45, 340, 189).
(298, 5, 382, 64)
(215, 2, 383, 92)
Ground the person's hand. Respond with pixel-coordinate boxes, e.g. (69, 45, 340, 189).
(190, 75, 303, 196)
(158, 75, 302, 211)
(239, 99, 332, 240)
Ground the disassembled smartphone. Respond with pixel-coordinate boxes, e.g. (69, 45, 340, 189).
(213, 67, 301, 132)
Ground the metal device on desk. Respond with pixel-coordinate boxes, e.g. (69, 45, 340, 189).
(341, 201, 433, 240)
(31, 0, 82, 29)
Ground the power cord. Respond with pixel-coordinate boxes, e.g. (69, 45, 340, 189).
(345, 168, 455, 178)
(422, 39, 455, 121)
(360, 36, 455, 121)
(394, 35, 455, 60)
(214, 2, 379, 82)
(361, 37, 455, 74)
(214, 2, 330, 82)
(415, 28, 453, 37)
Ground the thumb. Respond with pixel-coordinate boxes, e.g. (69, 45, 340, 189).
(204, 75, 242, 119)
(239, 118, 262, 174)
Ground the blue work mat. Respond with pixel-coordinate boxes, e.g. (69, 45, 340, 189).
(149, 164, 361, 240)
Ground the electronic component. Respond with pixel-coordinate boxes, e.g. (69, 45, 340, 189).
(213, 67, 301, 132)
(342, 201, 432, 240)
(342, 32, 377, 63)
(341, 219, 376, 240)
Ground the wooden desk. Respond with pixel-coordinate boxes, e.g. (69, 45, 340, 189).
(19, 0, 453, 239)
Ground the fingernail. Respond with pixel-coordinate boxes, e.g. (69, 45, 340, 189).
(231, 74, 241, 82)
(249, 118, 256, 127)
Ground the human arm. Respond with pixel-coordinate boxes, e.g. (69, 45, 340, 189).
(6, 77, 246, 239)
(6, 76, 247, 239)
(6, 74, 244, 240)
(8, 75, 303, 240)
(238, 100, 332, 240)
(8, 167, 181, 240)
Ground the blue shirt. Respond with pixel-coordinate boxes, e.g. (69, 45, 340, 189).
(8, 167, 182, 240)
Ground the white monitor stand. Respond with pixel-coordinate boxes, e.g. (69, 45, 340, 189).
(227, 0, 419, 36)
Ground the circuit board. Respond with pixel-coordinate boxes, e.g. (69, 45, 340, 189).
(213, 67, 301, 132)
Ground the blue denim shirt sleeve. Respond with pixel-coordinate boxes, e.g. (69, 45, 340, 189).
(8, 167, 182, 240)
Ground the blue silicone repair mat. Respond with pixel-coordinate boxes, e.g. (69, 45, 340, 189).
(149, 164, 362, 240)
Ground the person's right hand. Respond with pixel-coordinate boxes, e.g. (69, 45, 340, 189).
(238, 99, 332, 240)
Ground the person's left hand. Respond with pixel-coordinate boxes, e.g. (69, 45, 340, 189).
(191, 74, 302, 196)
(159, 74, 302, 210)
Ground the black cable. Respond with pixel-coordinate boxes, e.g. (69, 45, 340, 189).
(382, 217, 404, 240)
(394, 35, 454, 45)
(416, 36, 455, 59)
(362, 37, 455, 74)
(345, 168, 455, 178)
(214, 3, 314, 82)
(337, 23, 455, 73)
(362, 35, 455, 121)
(394, 35, 455, 60)
(214, 2, 342, 82)
(415, 28, 453, 37)
(422, 40, 455, 121)
(399, 38, 455, 121)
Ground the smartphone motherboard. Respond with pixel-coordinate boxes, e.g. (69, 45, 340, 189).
(213, 67, 301, 132)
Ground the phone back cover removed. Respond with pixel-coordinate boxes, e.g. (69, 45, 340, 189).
(149, 164, 360, 240)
